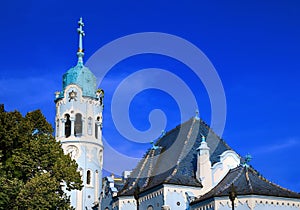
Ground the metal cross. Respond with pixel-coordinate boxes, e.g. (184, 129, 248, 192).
(77, 17, 85, 52)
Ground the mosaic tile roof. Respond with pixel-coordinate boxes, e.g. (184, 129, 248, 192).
(191, 165, 300, 205)
(118, 117, 234, 196)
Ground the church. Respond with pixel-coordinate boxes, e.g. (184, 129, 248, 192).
(55, 18, 300, 210)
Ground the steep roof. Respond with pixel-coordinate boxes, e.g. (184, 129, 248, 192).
(118, 117, 235, 196)
(191, 165, 300, 205)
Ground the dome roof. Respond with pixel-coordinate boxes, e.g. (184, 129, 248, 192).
(55, 17, 98, 101)
(62, 63, 97, 98)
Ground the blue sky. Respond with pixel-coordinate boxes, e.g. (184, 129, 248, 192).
(1, 0, 300, 192)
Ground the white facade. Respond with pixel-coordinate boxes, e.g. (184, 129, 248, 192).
(191, 195, 300, 210)
(211, 150, 240, 187)
(196, 137, 240, 196)
(112, 196, 137, 210)
(55, 83, 104, 209)
(55, 18, 104, 209)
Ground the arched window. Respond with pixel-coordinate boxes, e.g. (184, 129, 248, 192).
(99, 149, 103, 165)
(65, 114, 71, 138)
(147, 205, 154, 210)
(87, 117, 92, 136)
(56, 119, 59, 137)
(94, 170, 99, 202)
(74, 113, 82, 137)
(95, 123, 98, 139)
(95, 116, 101, 139)
(86, 170, 91, 185)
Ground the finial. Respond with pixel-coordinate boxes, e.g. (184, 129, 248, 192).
(150, 140, 159, 150)
(195, 109, 200, 120)
(159, 130, 166, 138)
(55, 91, 60, 99)
(201, 135, 206, 142)
(243, 154, 252, 167)
(77, 17, 85, 65)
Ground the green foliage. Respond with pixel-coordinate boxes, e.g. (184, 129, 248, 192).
(0, 175, 22, 210)
(0, 105, 82, 209)
(16, 172, 71, 209)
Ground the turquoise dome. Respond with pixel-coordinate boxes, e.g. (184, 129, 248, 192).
(61, 63, 97, 98)
(55, 17, 98, 101)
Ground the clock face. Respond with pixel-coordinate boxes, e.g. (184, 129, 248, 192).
(66, 145, 79, 160)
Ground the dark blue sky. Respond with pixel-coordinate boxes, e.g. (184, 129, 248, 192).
(1, 1, 300, 192)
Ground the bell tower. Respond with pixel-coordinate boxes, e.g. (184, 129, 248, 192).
(54, 18, 104, 209)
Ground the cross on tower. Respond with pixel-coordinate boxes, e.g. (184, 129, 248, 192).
(77, 17, 85, 64)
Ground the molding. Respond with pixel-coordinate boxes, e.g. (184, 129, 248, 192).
(214, 195, 300, 210)
(139, 189, 164, 202)
(60, 140, 103, 148)
(211, 150, 240, 186)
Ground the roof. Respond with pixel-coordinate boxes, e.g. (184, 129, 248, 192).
(60, 63, 97, 99)
(103, 176, 125, 196)
(191, 165, 300, 205)
(114, 180, 125, 192)
(118, 117, 235, 196)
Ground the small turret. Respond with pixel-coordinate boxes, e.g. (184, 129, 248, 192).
(196, 135, 213, 194)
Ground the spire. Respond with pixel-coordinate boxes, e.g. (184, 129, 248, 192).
(77, 17, 85, 65)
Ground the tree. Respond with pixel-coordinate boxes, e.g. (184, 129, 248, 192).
(0, 105, 82, 209)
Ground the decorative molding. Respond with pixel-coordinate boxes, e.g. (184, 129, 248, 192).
(139, 189, 163, 202)
(214, 196, 300, 210)
(211, 150, 240, 186)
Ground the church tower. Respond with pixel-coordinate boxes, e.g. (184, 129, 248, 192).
(54, 18, 104, 209)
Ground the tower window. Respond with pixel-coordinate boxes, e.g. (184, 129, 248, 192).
(99, 149, 103, 165)
(74, 113, 82, 137)
(95, 123, 98, 139)
(56, 119, 59, 137)
(87, 117, 92, 136)
(147, 205, 154, 210)
(95, 116, 101, 139)
(65, 114, 71, 138)
(87, 170, 91, 185)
